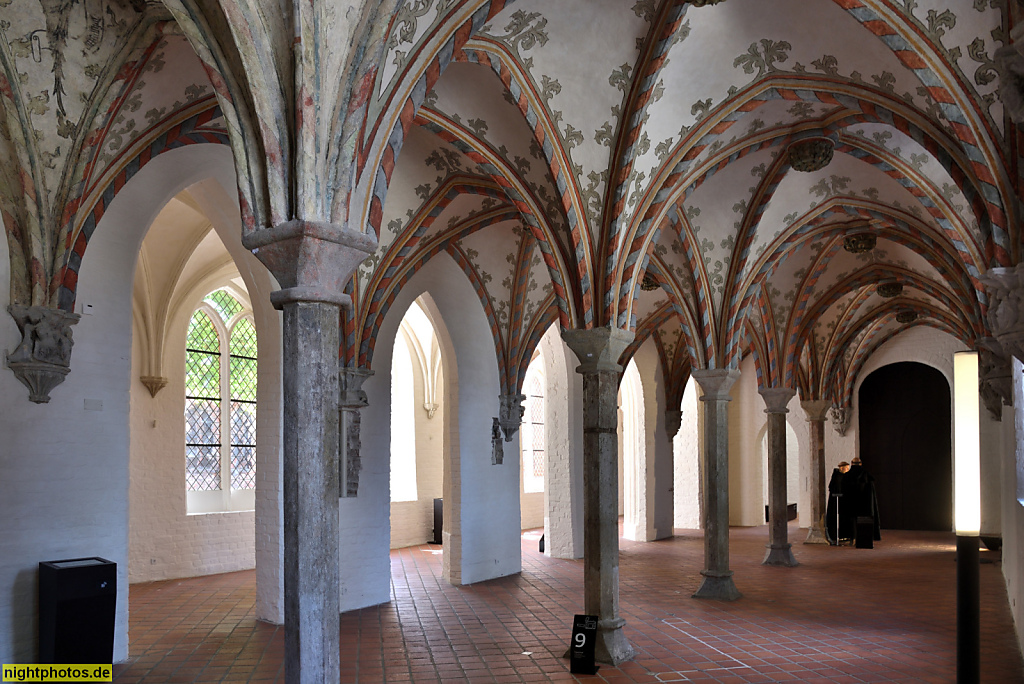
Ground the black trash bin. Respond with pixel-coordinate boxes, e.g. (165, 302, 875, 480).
(432, 498, 443, 545)
(39, 557, 116, 663)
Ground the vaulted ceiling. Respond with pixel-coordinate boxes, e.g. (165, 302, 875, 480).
(1, 0, 1019, 407)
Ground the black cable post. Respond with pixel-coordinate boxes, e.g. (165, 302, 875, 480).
(957, 534, 980, 684)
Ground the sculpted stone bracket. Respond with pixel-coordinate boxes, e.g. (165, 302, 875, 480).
(665, 409, 682, 438)
(140, 376, 169, 397)
(490, 393, 527, 466)
(490, 417, 504, 465)
(980, 265, 1024, 371)
(830, 405, 850, 436)
(996, 24, 1024, 124)
(339, 367, 373, 498)
(498, 393, 526, 441)
(6, 305, 81, 404)
(979, 338, 1012, 422)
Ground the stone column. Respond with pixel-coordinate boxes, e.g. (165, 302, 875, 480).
(562, 326, 636, 665)
(760, 387, 798, 566)
(801, 400, 832, 545)
(242, 220, 374, 684)
(691, 369, 742, 600)
(339, 367, 373, 498)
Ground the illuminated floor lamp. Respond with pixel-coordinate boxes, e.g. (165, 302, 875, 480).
(953, 351, 981, 684)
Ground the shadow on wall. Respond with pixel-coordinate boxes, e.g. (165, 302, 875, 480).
(11, 567, 36, 661)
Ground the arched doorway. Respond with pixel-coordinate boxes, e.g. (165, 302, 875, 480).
(858, 362, 951, 531)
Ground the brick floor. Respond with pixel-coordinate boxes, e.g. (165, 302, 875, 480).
(114, 524, 1024, 682)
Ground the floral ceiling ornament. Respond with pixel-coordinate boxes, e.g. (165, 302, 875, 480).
(843, 232, 876, 254)
(876, 282, 903, 298)
(787, 138, 835, 172)
(895, 310, 918, 324)
(640, 274, 659, 291)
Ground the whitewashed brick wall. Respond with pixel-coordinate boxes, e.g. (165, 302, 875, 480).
(674, 380, 701, 529)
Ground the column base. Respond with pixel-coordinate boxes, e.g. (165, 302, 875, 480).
(595, 617, 636, 665)
(692, 570, 742, 601)
(804, 523, 829, 545)
(763, 543, 799, 566)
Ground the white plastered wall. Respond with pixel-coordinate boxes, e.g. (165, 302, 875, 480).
(627, 339, 674, 541)
(674, 379, 701, 530)
(724, 356, 808, 529)
(0, 143, 287, 663)
(389, 319, 445, 549)
(755, 410, 806, 527)
(540, 323, 584, 559)
(1004, 358, 1024, 655)
(353, 251, 521, 608)
(519, 351, 544, 531)
(728, 357, 762, 526)
(126, 173, 283, 614)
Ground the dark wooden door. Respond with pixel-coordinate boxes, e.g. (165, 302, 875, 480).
(858, 362, 952, 531)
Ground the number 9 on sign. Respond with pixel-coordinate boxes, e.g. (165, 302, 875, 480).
(574, 632, 586, 648)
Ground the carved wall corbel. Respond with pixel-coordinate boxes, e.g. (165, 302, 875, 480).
(979, 338, 1013, 421)
(829, 405, 850, 436)
(6, 305, 81, 403)
(140, 376, 169, 397)
(339, 367, 374, 497)
(491, 417, 504, 465)
(996, 23, 1024, 124)
(497, 392, 526, 442)
(665, 409, 682, 438)
(980, 264, 1024, 366)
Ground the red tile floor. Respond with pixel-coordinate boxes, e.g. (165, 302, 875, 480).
(115, 524, 1024, 683)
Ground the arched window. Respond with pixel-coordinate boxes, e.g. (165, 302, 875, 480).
(186, 288, 257, 513)
(522, 362, 545, 494)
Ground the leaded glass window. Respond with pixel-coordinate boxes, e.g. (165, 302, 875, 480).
(185, 289, 258, 501)
(186, 310, 221, 491)
(230, 317, 257, 490)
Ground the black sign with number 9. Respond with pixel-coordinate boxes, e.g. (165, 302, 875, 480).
(569, 614, 598, 675)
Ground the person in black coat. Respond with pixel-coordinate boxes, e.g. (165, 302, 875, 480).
(841, 456, 881, 544)
(825, 461, 851, 544)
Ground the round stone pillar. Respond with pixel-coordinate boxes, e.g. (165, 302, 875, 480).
(243, 220, 375, 684)
(759, 387, 798, 566)
(562, 326, 636, 665)
(801, 400, 832, 544)
(690, 368, 742, 601)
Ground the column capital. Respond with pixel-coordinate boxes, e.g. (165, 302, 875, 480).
(242, 219, 376, 309)
(800, 399, 832, 422)
(691, 368, 740, 401)
(758, 387, 795, 414)
(980, 263, 1024, 364)
(562, 326, 634, 373)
